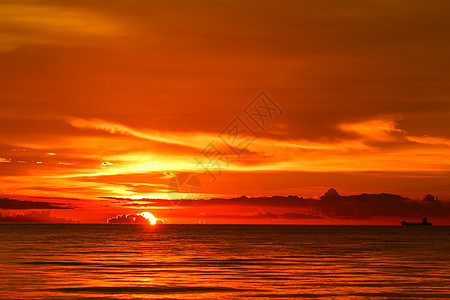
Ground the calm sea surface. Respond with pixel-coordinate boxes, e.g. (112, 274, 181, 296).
(0, 224, 449, 299)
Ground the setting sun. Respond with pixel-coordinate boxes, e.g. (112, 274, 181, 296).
(139, 212, 156, 225)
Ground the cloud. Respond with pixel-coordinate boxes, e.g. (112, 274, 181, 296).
(68, 118, 206, 149)
(2, 113, 450, 206)
(339, 116, 404, 142)
(407, 135, 450, 147)
(200, 196, 317, 208)
(205, 211, 323, 220)
(318, 188, 449, 219)
(0, 210, 78, 223)
(104, 188, 450, 220)
(0, 2, 123, 51)
(0, 198, 74, 209)
(106, 213, 151, 224)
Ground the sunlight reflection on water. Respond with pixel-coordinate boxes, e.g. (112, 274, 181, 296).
(0, 224, 449, 299)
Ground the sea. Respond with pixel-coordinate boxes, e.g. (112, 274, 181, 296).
(0, 224, 449, 299)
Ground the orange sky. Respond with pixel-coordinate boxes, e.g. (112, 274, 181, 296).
(1, 0, 449, 224)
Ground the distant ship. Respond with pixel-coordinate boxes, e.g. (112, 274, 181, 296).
(401, 217, 432, 226)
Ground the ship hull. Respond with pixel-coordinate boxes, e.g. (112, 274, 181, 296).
(401, 222, 432, 226)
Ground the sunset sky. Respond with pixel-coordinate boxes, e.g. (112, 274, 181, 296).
(1, 0, 449, 224)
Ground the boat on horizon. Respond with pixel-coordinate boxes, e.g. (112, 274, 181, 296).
(401, 217, 432, 226)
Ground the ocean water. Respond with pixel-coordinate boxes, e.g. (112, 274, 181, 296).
(0, 224, 449, 299)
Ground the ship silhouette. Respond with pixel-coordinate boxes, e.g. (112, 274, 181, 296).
(401, 217, 432, 226)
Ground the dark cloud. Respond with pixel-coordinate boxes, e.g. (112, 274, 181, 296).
(422, 194, 442, 206)
(317, 188, 450, 219)
(206, 211, 323, 220)
(209, 190, 450, 219)
(105, 188, 450, 220)
(203, 196, 317, 208)
(0, 211, 78, 223)
(107, 213, 151, 224)
(101, 195, 317, 208)
(30, 196, 85, 201)
(122, 202, 157, 207)
(0, 198, 74, 209)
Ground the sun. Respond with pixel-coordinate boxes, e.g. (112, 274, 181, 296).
(138, 212, 156, 225)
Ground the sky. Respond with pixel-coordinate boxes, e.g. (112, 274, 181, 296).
(0, 0, 449, 224)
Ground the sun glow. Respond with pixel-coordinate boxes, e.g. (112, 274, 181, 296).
(139, 212, 156, 225)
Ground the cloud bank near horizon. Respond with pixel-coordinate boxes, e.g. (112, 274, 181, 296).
(104, 188, 450, 221)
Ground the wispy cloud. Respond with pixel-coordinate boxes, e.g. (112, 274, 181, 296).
(407, 135, 450, 147)
(2, 114, 450, 204)
(0, 2, 123, 51)
(0, 197, 74, 209)
(68, 118, 212, 150)
(339, 116, 404, 142)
